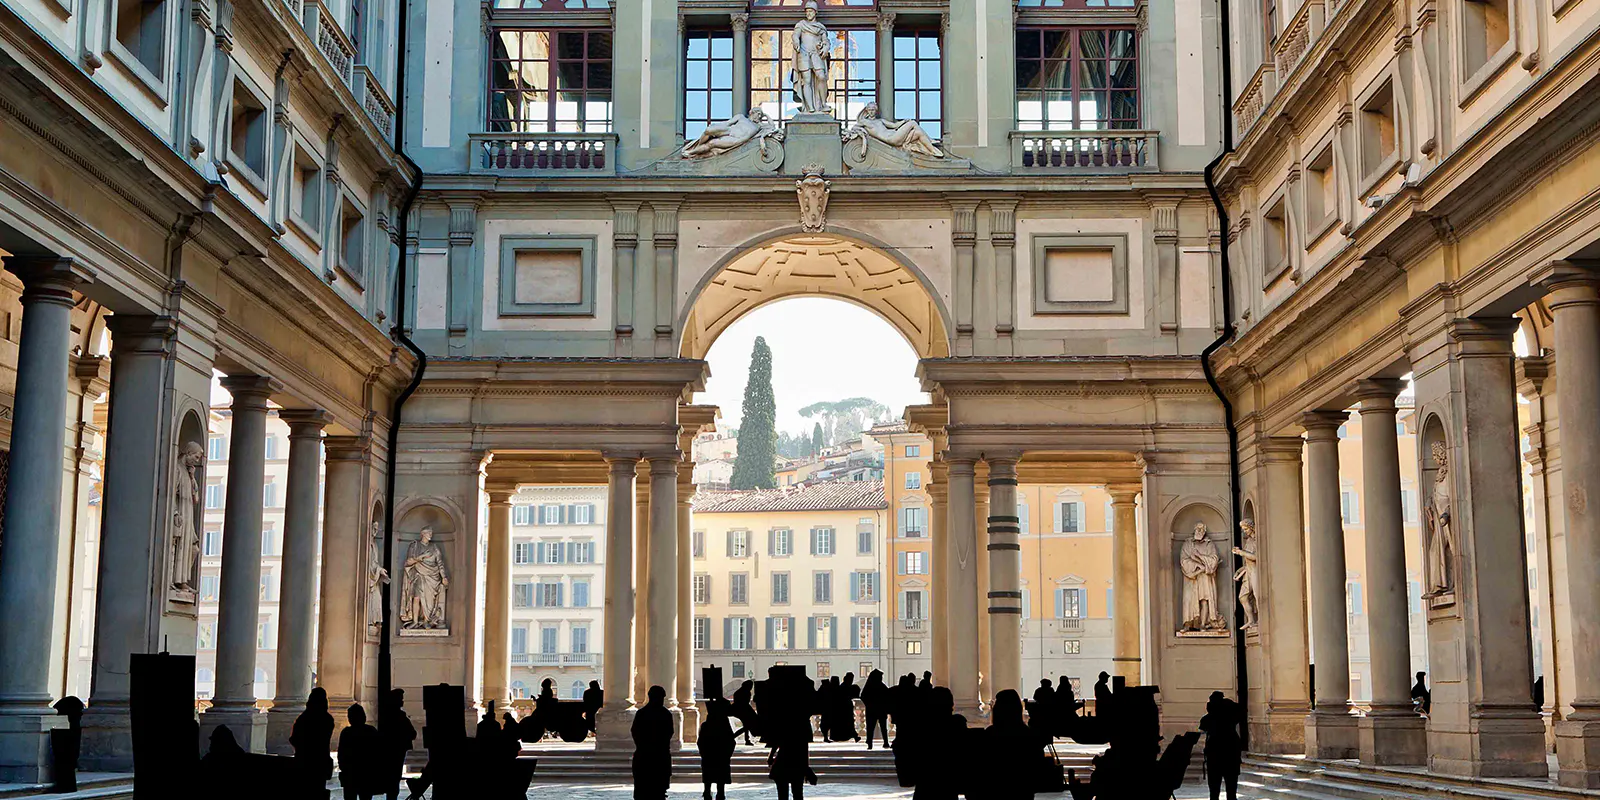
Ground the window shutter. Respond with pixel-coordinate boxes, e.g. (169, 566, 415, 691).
(557, 583, 565, 607)
(810, 528, 818, 555)
(765, 617, 774, 650)
(1053, 502, 1063, 533)
(1106, 588, 1114, 617)
(829, 616, 839, 648)
(873, 617, 882, 649)
(850, 573, 860, 602)
(566, 542, 577, 563)
(897, 552, 907, 575)
(1075, 588, 1086, 618)
(872, 571, 880, 600)
(1022, 589, 1031, 619)
(808, 617, 817, 649)
(768, 529, 776, 556)
(897, 590, 907, 620)
(850, 617, 860, 650)
(726, 530, 734, 557)
(1019, 504, 1029, 534)
(704, 575, 712, 602)
(723, 618, 732, 649)
(1054, 589, 1065, 619)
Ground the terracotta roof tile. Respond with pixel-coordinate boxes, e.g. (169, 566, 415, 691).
(693, 479, 887, 514)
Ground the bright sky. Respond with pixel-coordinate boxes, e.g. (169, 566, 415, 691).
(698, 297, 928, 435)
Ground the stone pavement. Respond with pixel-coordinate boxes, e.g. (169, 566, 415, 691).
(315, 779, 1251, 799)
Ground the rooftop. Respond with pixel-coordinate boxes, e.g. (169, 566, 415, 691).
(693, 479, 887, 514)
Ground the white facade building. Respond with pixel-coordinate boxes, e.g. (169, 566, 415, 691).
(509, 485, 606, 700)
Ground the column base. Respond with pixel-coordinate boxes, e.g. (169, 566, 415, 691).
(1556, 717, 1600, 789)
(199, 706, 267, 754)
(1304, 708, 1358, 760)
(78, 704, 133, 773)
(265, 703, 304, 755)
(594, 705, 636, 752)
(1359, 710, 1427, 766)
(678, 700, 700, 744)
(0, 711, 65, 785)
(1250, 703, 1309, 754)
(1428, 708, 1546, 779)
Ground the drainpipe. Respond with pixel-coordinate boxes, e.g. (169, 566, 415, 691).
(377, 0, 427, 732)
(1199, 0, 1247, 749)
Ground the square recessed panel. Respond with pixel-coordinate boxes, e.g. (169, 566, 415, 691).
(498, 235, 596, 317)
(1031, 233, 1129, 315)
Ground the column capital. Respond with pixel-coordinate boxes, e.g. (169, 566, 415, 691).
(7, 256, 94, 305)
(323, 434, 372, 462)
(1107, 484, 1141, 503)
(1301, 410, 1349, 439)
(604, 454, 640, 473)
(729, 11, 748, 32)
(648, 453, 682, 474)
(985, 456, 1019, 483)
(1530, 260, 1600, 308)
(105, 315, 178, 353)
(485, 485, 517, 506)
(277, 409, 334, 438)
(1259, 435, 1305, 461)
(1352, 378, 1405, 409)
(1445, 316, 1519, 353)
(220, 374, 280, 408)
(946, 456, 977, 476)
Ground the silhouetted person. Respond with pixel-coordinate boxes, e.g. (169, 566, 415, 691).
(984, 690, 1042, 800)
(51, 696, 84, 792)
(699, 696, 735, 800)
(380, 689, 416, 800)
(339, 703, 383, 800)
(1199, 692, 1243, 800)
(583, 680, 604, 734)
(817, 676, 835, 741)
(919, 671, 934, 691)
(1534, 675, 1546, 710)
(769, 708, 814, 800)
(731, 680, 759, 745)
(860, 670, 890, 749)
(1411, 671, 1432, 714)
(889, 673, 922, 785)
(292, 687, 336, 793)
(1033, 678, 1054, 707)
(200, 725, 250, 794)
(912, 686, 966, 800)
(632, 686, 673, 800)
(1093, 672, 1112, 717)
(408, 684, 468, 800)
(833, 673, 860, 741)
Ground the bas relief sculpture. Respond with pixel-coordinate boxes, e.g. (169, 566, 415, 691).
(367, 521, 389, 637)
(791, 2, 831, 115)
(168, 441, 205, 602)
(680, 109, 783, 160)
(1232, 519, 1259, 632)
(843, 103, 943, 159)
(1424, 441, 1456, 598)
(399, 526, 449, 635)
(1179, 522, 1227, 635)
(796, 165, 831, 232)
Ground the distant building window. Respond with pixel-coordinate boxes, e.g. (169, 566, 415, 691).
(905, 472, 922, 490)
(198, 622, 216, 650)
(488, 29, 614, 133)
(906, 640, 922, 655)
(514, 541, 534, 565)
(203, 528, 222, 556)
(536, 580, 563, 607)
(902, 589, 926, 620)
(812, 527, 835, 556)
(262, 483, 279, 509)
(261, 527, 278, 556)
(573, 504, 594, 524)
(728, 618, 752, 650)
(205, 483, 224, 509)
(541, 504, 561, 525)
(693, 530, 706, 559)
(570, 540, 594, 563)
(539, 541, 563, 564)
(900, 507, 926, 537)
(513, 505, 533, 525)
(1402, 489, 1419, 525)
(693, 617, 711, 650)
(898, 551, 927, 575)
(772, 572, 791, 605)
(693, 573, 710, 605)
(857, 525, 873, 555)
(730, 573, 749, 605)
(208, 435, 227, 461)
(540, 624, 559, 654)
(1059, 501, 1084, 533)
(571, 579, 590, 608)
(729, 530, 750, 558)
(772, 528, 793, 557)
(771, 616, 792, 649)
(814, 571, 833, 604)
(114, 0, 169, 78)
(1341, 491, 1360, 525)
(905, 445, 920, 457)
(1015, 27, 1139, 131)
(1055, 587, 1085, 619)
(816, 661, 831, 679)
(1063, 639, 1082, 655)
(570, 624, 589, 654)
(199, 575, 219, 602)
(855, 616, 876, 649)
(731, 661, 746, 678)
(850, 571, 878, 602)
(513, 582, 534, 608)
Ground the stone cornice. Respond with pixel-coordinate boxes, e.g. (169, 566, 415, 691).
(417, 358, 710, 400)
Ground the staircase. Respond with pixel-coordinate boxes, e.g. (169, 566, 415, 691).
(1241, 754, 1596, 800)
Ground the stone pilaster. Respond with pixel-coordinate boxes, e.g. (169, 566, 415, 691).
(597, 456, 638, 750)
(266, 410, 332, 754)
(651, 202, 680, 356)
(316, 436, 371, 717)
(675, 470, 697, 741)
(928, 464, 950, 684)
(985, 456, 1022, 699)
(611, 201, 639, 352)
(1258, 437, 1311, 753)
(951, 203, 976, 356)
(482, 485, 515, 714)
(445, 200, 477, 336)
(1108, 486, 1142, 685)
(1301, 411, 1358, 759)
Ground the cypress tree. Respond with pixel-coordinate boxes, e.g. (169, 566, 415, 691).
(811, 422, 825, 456)
(731, 336, 778, 490)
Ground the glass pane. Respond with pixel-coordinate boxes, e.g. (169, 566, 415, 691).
(1111, 58, 1137, 89)
(526, 31, 550, 61)
(919, 90, 939, 120)
(1042, 30, 1069, 59)
(710, 59, 733, 89)
(1045, 90, 1072, 128)
(848, 29, 875, 55)
(895, 90, 916, 116)
(923, 120, 940, 140)
(686, 91, 708, 120)
(895, 34, 916, 60)
(1079, 29, 1106, 58)
(710, 90, 732, 119)
(1016, 59, 1042, 90)
(589, 62, 611, 90)
(1111, 91, 1138, 123)
(919, 35, 939, 59)
(711, 33, 732, 59)
(895, 59, 915, 87)
(588, 31, 612, 58)
(1043, 60, 1070, 89)
(686, 120, 707, 140)
(1078, 90, 1107, 126)
(1016, 91, 1043, 128)
(687, 59, 708, 89)
(1108, 29, 1135, 59)
(918, 60, 939, 89)
(497, 31, 521, 60)
(686, 34, 708, 60)
(1079, 59, 1107, 90)
(556, 30, 586, 60)
(1016, 29, 1041, 61)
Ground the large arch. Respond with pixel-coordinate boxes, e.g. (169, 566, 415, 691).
(677, 228, 953, 360)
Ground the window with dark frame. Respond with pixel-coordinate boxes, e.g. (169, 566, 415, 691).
(488, 28, 613, 133)
(751, 27, 877, 125)
(753, 0, 874, 6)
(493, 0, 607, 9)
(892, 29, 942, 140)
(684, 29, 735, 139)
(1015, 27, 1138, 131)
(1263, 0, 1277, 52)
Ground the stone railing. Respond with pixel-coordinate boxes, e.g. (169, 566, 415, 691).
(302, 0, 355, 83)
(1273, 0, 1324, 77)
(901, 618, 925, 631)
(1057, 617, 1085, 631)
(1233, 62, 1277, 135)
(352, 65, 395, 139)
(281, 0, 302, 21)
(1011, 130, 1160, 171)
(471, 133, 619, 175)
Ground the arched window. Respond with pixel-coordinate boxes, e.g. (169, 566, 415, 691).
(570, 680, 585, 700)
(510, 680, 528, 699)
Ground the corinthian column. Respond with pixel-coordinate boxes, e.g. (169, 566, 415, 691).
(597, 456, 638, 749)
(1301, 411, 1357, 759)
(266, 410, 331, 754)
(986, 457, 1022, 699)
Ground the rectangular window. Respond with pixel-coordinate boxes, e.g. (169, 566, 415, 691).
(730, 530, 750, 558)
(1063, 639, 1082, 655)
(772, 528, 793, 557)
(571, 578, 590, 608)
(513, 505, 533, 525)
(1015, 28, 1139, 131)
(1055, 587, 1085, 619)
(262, 482, 279, 509)
(1341, 491, 1360, 525)
(813, 527, 835, 556)
(1347, 582, 1364, 615)
(205, 482, 223, 509)
(750, 28, 877, 125)
(203, 528, 222, 556)
(856, 616, 876, 649)
(816, 661, 831, 678)
(693, 573, 711, 605)
(513, 541, 534, 564)
(905, 471, 922, 490)
(291, 146, 322, 234)
(731, 661, 746, 678)
(340, 198, 366, 280)
(198, 622, 216, 650)
(540, 504, 561, 525)
(684, 29, 735, 139)
(1062, 502, 1082, 533)
(857, 526, 873, 554)
(257, 615, 274, 649)
(570, 624, 589, 654)
(207, 435, 226, 461)
(540, 624, 559, 654)
(905, 444, 921, 457)
(900, 507, 926, 537)
(1359, 80, 1398, 181)
(260, 527, 278, 556)
(693, 617, 711, 650)
(904, 589, 925, 620)
(772, 616, 792, 649)
(511, 626, 528, 655)
(571, 540, 594, 563)
(693, 529, 706, 558)
(772, 572, 791, 605)
(905, 551, 927, 575)
(540, 541, 563, 564)
(730, 573, 749, 605)
(906, 640, 923, 655)
(892, 29, 942, 140)
(1263, 195, 1288, 278)
(729, 617, 752, 650)
(814, 571, 833, 604)
(200, 575, 219, 602)
(573, 504, 594, 524)
(513, 582, 534, 608)
(537, 580, 563, 607)
(1305, 144, 1337, 234)
(816, 615, 834, 649)
(1401, 489, 1419, 525)
(488, 29, 613, 133)
(115, 0, 168, 77)
(851, 570, 878, 602)
(228, 83, 268, 180)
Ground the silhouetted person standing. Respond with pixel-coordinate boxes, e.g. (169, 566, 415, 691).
(912, 686, 966, 800)
(731, 680, 759, 745)
(633, 686, 673, 800)
(861, 670, 890, 749)
(833, 673, 860, 741)
(699, 696, 735, 800)
(1534, 676, 1546, 710)
(890, 673, 922, 786)
(380, 689, 416, 800)
(919, 671, 933, 691)
(817, 676, 835, 741)
(1093, 672, 1112, 717)
(1411, 671, 1432, 715)
(769, 711, 814, 800)
(985, 690, 1042, 800)
(292, 687, 336, 793)
(51, 696, 84, 792)
(583, 680, 604, 734)
(1199, 692, 1243, 800)
(339, 703, 383, 800)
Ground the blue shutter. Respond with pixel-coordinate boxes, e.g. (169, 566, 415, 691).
(829, 616, 839, 648)
(1075, 588, 1086, 618)
(1053, 502, 1063, 533)
(850, 617, 859, 650)
(1054, 589, 1065, 618)
(723, 617, 732, 649)
(566, 542, 577, 563)
(897, 552, 907, 575)
(850, 573, 860, 602)
(556, 583, 564, 607)
(726, 530, 734, 557)
(765, 617, 774, 649)
(808, 617, 817, 649)
(873, 616, 881, 649)
(810, 528, 818, 555)
(768, 529, 776, 556)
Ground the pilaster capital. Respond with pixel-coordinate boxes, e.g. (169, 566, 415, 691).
(985, 456, 1019, 483)
(485, 483, 517, 506)
(278, 408, 334, 438)
(651, 200, 682, 244)
(946, 456, 977, 477)
(1300, 410, 1349, 439)
(729, 11, 749, 33)
(612, 201, 641, 245)
(324, 436, 372, 464)
(1259, 435, 1305, 462)
(105, 314, 178, 354)
(219, 374, 281, 408)
(447, 202, 479, 242)
(876, 11, 896, 34)
(949, 201, 979, 241)
(6, 256, 94, 305)
(1445, 316, 1519, 354)
(1530, 260, 1600, 310)
(73, 355, 110, 397)
(1516, 355, 1553, 398)
(1106, 484, 1142, 504)
(1351, 378, 1405, 410)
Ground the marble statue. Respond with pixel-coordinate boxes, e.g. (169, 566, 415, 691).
(843, 103, 943, 159)
(1232, 519, 1259, 631)
(796, 165, 831, 233)
(681, 109, 783, 159)
(169, 441, 205, 599)
(1424, 441, 1456, 596)
(1180, 522, 1226, 633)
(790, 1, 832, 114)
(366, 520, 389, 636)
(399, 526, 449, 631)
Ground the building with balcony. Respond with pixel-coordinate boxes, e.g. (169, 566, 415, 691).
(507, 485, 606, 700)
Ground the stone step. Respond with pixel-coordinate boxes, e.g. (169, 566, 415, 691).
(0, 775, 134, 800)
(1242, 755, 1588, 800)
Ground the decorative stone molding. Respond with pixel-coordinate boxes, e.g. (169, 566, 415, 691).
(795, 165, 831, 232)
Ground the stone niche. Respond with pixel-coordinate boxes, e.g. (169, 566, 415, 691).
(394, 503, 458, 638)
(1032, 234, 1130, 316)
(1169, 502, 1231, 638)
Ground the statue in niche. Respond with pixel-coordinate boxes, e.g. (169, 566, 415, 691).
(399, 526, 449, 632)
(1424, 441, 1456, 597)
(843, 103, 944, 159)
(790, 1, 832, 114)
(1179, 522, 1227, 633)
(169, 441, 205, 600)
(680, 109, 784, 160)
(367, 521, 389, 637)
(1232, 519, 1259, 632)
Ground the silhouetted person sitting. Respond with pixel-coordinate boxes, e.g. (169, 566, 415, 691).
(912, 686, 966, 800)
(583, 680, 604, 735)
(1411, 671, 1432, 715)
(861, 670, 890, 749)
(633, 686, 673, 800)
(985, 690, 1044, 800)
(731, 680, 760, 745)
(339, 703, 383, 800)
(1093, 672, 1112, 717)
(1200, 692, 1243, 800)
(699, 696, 735, 800)
(380, 689, 416, 800)
(292, 687, 336, 794)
